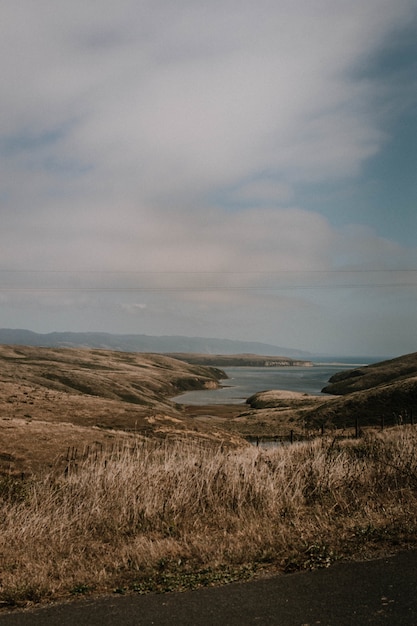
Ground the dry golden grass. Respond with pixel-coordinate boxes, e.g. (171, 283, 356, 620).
(0, 417, 164, 476)
(1, 427, 416, 607)
(0, 415, 244, 477)
(1, 346, 417, 608)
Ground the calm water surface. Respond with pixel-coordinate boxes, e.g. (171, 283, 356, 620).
(173, 359, 371, 405)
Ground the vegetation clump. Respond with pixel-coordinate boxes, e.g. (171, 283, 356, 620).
(1, 427, 416, 607)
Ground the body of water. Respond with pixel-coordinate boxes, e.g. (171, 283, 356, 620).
(172, 359, 373, 405)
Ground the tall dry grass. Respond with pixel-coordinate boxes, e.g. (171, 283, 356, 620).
(1, 428, 417, 605)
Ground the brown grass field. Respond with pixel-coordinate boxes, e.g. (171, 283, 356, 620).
(1, 429, 416, 607)
(1, 346, 417, 608)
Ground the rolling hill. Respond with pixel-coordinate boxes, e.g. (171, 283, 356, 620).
(309, 352, 417, 427)
(245, 352, 417, 431)
(0, 345, 241, 475)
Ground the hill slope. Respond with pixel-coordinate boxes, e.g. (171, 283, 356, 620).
(0, 345, 241, 475)
(244, 352, 417, 431)
(0, 345, 225, 407)
(322, 352, 417, 395)
(308, 352, 417, 427)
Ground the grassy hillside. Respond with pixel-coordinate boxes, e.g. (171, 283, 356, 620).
(309, 352, 417, 428)
(0, 345, 225, 404)
(0, 345, 242, 475)
(322, 352, 417, 395)
(243, 353, 417, 433)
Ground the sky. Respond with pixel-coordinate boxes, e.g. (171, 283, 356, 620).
(0, 0, 416, 357)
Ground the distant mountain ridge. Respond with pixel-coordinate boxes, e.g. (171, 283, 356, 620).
(0, 329, 310, 358)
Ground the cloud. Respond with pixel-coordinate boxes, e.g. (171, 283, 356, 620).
(121, 303, 147, 314)
(2, 1, 415, 207)
(0, 1, 416, 354)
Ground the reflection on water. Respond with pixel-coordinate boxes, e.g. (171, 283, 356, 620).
(172, 361, 367, 406)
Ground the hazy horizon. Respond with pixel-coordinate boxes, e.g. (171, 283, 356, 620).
(1, 2, 416, 357)
(0, 327, 396, 360)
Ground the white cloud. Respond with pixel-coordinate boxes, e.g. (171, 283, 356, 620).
(120, 302, 147, 314)
(1, 0, 414, 203)
(0, 0, 416, 354)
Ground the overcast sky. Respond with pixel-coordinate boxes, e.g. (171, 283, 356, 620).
(1, 1, 416, 357)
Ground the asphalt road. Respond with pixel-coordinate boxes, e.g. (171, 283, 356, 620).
(1, 550, 416, 625)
